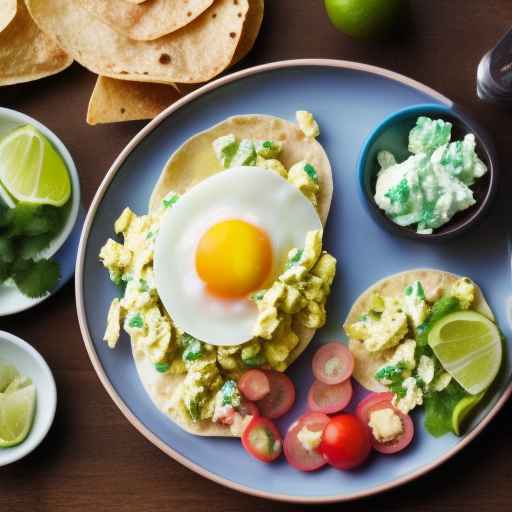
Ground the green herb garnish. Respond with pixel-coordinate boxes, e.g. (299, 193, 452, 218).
(303, 163, 318, 182)
(375, 363, 407, 398)
(163, 194, 179, 208)
(242, 353, 266, 368)
(181, 334, 203, 361)
(0, 203, 66, 297)
(128, 313, 144, 328)
(155, 362, 170, 373)
(285, 249, 303, 270)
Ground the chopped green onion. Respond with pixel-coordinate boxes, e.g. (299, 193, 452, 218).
(303, 163, 318, 182)
(128, 313, 144, 329)
(163, 195, 179, 208)
(155, 362, 170, 373)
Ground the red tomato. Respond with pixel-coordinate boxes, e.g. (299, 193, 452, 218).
(256, 371, 296, 419)
(312, 342, 354, 385)
(239, 369, 270, 401)
(356, 393, 414, 454)
(238, 400, 260, 418)
(284, 412, 330, 472)
(319, 414, 371, 470)
(307, 378, 352, 414)
(241, 416, 282, 463)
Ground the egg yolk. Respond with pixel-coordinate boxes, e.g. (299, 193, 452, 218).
(195, 219, 273, 299)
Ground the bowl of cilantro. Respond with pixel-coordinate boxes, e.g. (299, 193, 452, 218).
(0, 107, 80, 314)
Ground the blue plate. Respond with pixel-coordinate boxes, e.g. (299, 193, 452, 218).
(76, 60, 512, 503)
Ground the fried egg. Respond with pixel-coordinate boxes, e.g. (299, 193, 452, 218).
(154, 166, 322, 345)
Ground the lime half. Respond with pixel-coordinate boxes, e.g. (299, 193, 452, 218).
(428, 311, 502, 395)
(0, 383, 36, 447)
(0, 363, 19, 393)
(0, 125, 71, 207)
(452, 392, 485, 436)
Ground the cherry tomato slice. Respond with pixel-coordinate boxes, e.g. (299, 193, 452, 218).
(241, 416, 282, 463)
(319, 414, 371, 470)
(312, 342, 354, 385)
(284, 412, 330, 472)
(307, 378, 352, 414)
(356, 393, 414, 454)
(238, 400, 260, 418)
(256, 371, 296, 419)
(239, 369, 270, 401)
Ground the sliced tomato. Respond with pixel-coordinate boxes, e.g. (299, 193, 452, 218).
(241, 416, 282, 463)
(307, 378, 352, 414)
(238, 400, 259, 418)
(256, 371, 296, 419)
(239, 369, 270, 401)
(319, 414, 371, 470)
(312, 342, 354, 385)
(356, 393, 414, 454)
(284, 412, 330, 472)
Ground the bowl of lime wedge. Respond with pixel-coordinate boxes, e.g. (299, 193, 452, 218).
(0, 330, 57, 466)
(0, 108, 80, 310)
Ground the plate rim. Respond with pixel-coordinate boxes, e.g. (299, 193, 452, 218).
(74, 58, 511, 503)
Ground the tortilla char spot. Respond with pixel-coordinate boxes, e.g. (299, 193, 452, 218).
(229, 32, 237, 38)
(159, 53, 171, 65)
(212, 12, 217, 18)
(120, 108, 126, 114)
(187, 11, 192, 17)
(234, 0, 239, 4)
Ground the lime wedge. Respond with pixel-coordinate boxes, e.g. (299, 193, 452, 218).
(0, 383, 36, 447)
(4, 376, 32, 394)
(0, 363, 19, 393)
(452, 392, 485, 436)
(0, 125, 71, 207)
(428, 311, 502, 395)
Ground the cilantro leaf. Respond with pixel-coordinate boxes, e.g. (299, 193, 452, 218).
(0, 260, 12, 283)
(0, 237, 15, 262)
(18, 233, 54, 259)
(12, 258, 60, 298)
(155, 362, 170, 373)
(424, 380, 467, 437)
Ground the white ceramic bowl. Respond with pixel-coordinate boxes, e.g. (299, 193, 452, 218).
(0, 330, 57, 466)
(0, 107, 81, 316)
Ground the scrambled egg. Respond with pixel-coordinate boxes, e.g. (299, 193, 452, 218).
(288, 161, 320, 207)
(297, 425, 323, 451)
(252, 229, 336, 370)
(450, 277, 475, 309)
(296, 110, 320, 138)
(403, 281, 430, 327)
(393, 377, 424, 414)
(368, 408, 403, 443)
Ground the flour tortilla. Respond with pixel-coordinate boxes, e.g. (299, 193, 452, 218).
(78, 0, 214, 41)
(86, 76, 182, 124)
(139, 114, 333, 436)
(231, 0, 264, 66)
(149, 114, 333, 224)
(26, 0, 248, 84)
(343, 269, 494, 392)
(0, 0, 17, 33)
(0, 0, 72, 87)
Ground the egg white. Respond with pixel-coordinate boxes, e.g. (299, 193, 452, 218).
(154, 166, 322, 346)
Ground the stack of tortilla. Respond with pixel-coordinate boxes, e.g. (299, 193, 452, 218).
(0, 0, 264, 124)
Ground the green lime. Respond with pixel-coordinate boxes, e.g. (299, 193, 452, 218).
(0, 125, 71, 207)
(428, 311, 502, 395)
(0, 363, 19, 393)
(452, 392, 485, 436)
(0, 383, 36, 448)
(324, 0, 402, 39)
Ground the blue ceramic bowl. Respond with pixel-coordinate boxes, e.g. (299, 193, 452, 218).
(357, 103, 498, 240)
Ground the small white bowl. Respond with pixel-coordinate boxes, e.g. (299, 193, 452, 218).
(0, 330, 57, 467)
(0, 107, 81, 316)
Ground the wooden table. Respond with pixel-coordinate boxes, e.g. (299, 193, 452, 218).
(2, 1, 512, 510)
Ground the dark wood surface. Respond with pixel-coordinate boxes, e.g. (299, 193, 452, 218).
(2, 1, 512, 510)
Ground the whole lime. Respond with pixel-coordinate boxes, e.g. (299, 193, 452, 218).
(324, 0, 403, 39)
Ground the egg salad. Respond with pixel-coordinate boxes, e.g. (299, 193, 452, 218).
(344, 270, 502, 438)
(99, 112, 337, 429)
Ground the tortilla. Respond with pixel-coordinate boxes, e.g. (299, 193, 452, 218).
(0, 0, 72, 87)
(149, 114, 333, 224)
(0, 0, 17, 33)
(231, 0, 264, 66)
(26, 0, 248, 84)
(343, 269, 494, 392)
(137, 114, 333, 436)
(78, 0, 214, 41)
(86, 76, 182, 124)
